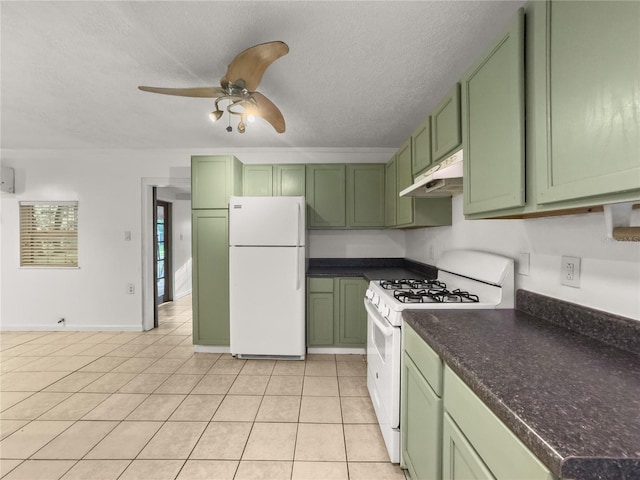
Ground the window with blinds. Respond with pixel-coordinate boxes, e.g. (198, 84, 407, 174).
(19, 202, 78, 267)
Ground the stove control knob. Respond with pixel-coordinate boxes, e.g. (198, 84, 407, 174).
(380, 303, 390, 318)
(372, 295, 380, 306)
(365, 289, 374, 300)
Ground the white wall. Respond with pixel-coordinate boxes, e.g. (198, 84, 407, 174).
(406, 195, 640, 320)
(308, 230, 405, 258)
(3, 148, 637, 330)
(0, 147, 393, 331)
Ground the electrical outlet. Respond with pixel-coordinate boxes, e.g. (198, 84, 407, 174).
(127, 283, 135, 294)
(561, 256, 581, 288)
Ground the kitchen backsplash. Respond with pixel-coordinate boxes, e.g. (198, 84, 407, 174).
(406, 195, 640, 320)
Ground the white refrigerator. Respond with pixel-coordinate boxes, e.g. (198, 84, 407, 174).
(228, 196, 306, 359)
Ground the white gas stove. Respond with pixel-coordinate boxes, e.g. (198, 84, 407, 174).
(364, 250, 514, 463)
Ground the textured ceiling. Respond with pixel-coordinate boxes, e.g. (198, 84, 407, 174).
(1, 1, 525, 150)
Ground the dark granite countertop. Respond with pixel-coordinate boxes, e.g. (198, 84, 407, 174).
(403, 296, 640, 480)
(306, 257, 437, 281)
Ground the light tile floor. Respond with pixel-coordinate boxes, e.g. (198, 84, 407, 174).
(0, 295, 406, 480)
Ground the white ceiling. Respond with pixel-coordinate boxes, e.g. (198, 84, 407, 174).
(1, 0, 525, 150)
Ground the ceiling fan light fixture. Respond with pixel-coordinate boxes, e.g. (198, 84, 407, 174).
(246, 114, 256, 123)
(209, 109, 223, 122)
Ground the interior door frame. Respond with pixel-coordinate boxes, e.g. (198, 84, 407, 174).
(141, 177, 190, 331)
(155, 197, 173, 307)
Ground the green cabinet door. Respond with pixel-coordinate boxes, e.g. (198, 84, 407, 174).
(396, 139, 414, 226)
(192, 209, 229, 346)
(337, 277, 367, 346)
(442, 413, 496, 480)
(307, 278, 335, 346)
(412, 116, 432, 176)
(243, 164, 273, 196)
(274, 164, 306, 196)
(431, 84, 462, 163)
(347, 164, 385, 228)
(462, 9, 525, 216)
(306, 164, 347, 228)
(191, 156, 243, 209)
(535, 1, 640, 204)
(402, 353, 443, 480)
(385, 156, 397, 227)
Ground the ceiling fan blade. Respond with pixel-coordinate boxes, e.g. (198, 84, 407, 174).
(251, 92, 286, 133)
(138, 86, 225, 98)
(221, 41, 289, 92)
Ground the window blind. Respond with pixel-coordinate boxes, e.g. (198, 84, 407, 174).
(19, 202, 78, 267)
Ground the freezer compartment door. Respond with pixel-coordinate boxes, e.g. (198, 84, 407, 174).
(229, 196, 305, 246)
(229, 246, 305, 357)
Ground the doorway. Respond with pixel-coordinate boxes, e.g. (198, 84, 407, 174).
(141, 177, 191, 332)
(154, 196, 172, 319)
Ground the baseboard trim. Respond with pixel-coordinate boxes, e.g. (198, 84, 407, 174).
(307, 347, 366, 355)
(194, 345, 230, 353)
(0, 324, 144, 332)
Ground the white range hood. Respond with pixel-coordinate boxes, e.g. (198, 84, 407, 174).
(399, 149, 463, 197)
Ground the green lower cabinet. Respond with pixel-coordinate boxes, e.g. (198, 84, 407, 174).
(337, 277, 368, 346)
(307, 292, 335, 346)
(444, 366, 556, 480)
(274, 164, 306, 196)
(402, 353, 442, 480)
(443, 413, 495, 480)
(192, 209, 229, 346)
(307, 277, 367, 348)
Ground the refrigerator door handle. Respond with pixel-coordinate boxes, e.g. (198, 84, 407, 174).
(295, 201, 301, 290)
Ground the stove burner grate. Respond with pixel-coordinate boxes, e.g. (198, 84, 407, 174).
(393, 288, 480, 304)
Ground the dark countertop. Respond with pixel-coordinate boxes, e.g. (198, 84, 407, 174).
(403, 305, 640, 480)
(306, 257, 437, 281)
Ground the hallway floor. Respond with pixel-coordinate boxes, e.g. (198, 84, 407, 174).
(0, 295, 405, 479)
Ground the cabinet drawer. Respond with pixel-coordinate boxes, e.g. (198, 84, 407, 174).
(403, 324, 443, 395)
(308, 277, 334, 293)
(444, 366, 555, 480)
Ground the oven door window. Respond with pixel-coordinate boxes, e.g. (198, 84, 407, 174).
(373, 322, 386, 362)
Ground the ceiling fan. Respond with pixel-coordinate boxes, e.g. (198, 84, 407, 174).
(138, 41, 289, 134)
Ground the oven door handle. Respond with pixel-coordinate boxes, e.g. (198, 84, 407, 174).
(364, 299, 395, 337)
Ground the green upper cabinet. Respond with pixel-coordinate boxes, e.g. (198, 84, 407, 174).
(192, 209, 230, 346)
(191, 155, 243, 209)
(534, 0, 640, 205)
(347, 164, 385, 228)
(462, 8, 525, 216)
(396, 139, 414, 226)
(393, 140, 452, 228)
(306, 164, 347, 228)
(431, 84, 462, 163)
(274, 164, 306, 196)
(411, 116, 433, 176)
(385, 156, 397, 227)
(243, 164, 273, 196)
